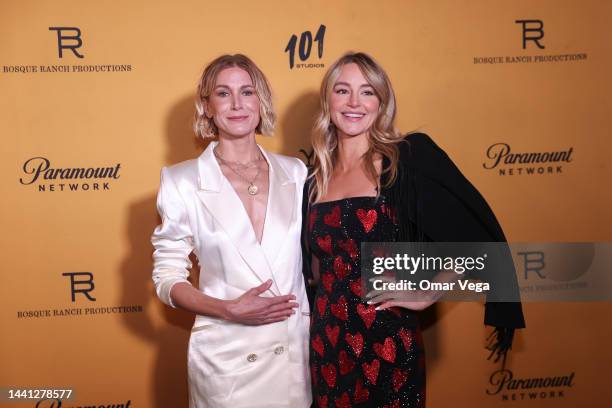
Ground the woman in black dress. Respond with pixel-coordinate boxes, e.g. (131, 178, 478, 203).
(303, 52, 525, 407)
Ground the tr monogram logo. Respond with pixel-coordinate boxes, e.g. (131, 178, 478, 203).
(514, 20, 545, 49)
(48, 27, 84, 58)
(62, 272, 96, 302)
(517, 251, 545, 279)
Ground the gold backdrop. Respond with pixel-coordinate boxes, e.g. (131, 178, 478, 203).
(1, 0, 611, 407)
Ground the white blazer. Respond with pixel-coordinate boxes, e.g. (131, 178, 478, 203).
(151, 141, 312, 408)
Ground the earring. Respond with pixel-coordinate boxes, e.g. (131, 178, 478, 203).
(205, 118, 217, 138)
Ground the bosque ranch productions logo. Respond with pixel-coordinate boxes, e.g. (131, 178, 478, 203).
(473, 19, 587, 65)
(2, 26, 132, 75)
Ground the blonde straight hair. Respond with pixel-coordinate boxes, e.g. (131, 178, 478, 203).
(193, 54, 275, 139)
(310, 52, 403, 203)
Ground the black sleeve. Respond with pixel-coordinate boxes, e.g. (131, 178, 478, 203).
(403, 133, 526, 330)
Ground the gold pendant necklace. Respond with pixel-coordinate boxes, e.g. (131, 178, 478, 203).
(214, 148, 262, 195)
(247, 184, 258, 195)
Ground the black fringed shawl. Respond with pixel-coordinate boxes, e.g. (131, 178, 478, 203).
(301, 133, 525, 358)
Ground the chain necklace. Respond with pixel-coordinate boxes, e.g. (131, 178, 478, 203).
(213, 154, 261, 170)
(214, 148, 263, 195)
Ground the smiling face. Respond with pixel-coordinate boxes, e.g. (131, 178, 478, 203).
(205, 66, 261, 140)
(329, 63, 380, 139)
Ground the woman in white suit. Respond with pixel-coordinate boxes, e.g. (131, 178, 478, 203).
(151, 54, 312, 408)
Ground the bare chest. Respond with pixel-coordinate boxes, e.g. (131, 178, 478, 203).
(323, 166, 378, 202)
(219, 164, 269, 243)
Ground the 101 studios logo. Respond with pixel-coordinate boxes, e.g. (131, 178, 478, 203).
(284, 24, 326, 69)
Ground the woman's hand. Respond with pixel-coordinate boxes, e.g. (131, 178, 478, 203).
(224, 280, 299, 325)
(366, 275, 440, 311)
(366, 269, 460, 311)
(366, 290, 437, 311)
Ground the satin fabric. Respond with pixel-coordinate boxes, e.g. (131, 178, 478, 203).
(152, 142, 312, 408)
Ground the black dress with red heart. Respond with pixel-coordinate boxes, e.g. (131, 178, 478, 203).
(309, 195, 426, 408)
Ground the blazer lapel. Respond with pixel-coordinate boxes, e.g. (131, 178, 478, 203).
(195, 142, 280, 296)
(260, 150, 296, 268)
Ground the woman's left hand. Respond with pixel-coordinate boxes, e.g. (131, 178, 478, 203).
(365, 289, 438, 311)
(366, 269, 457, 311)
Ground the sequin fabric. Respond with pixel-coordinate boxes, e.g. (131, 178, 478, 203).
(309, 196, 426, 407)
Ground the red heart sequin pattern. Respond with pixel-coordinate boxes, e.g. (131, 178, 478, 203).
(323, 205, 341, 228)
(383, 400, 400, 408)
(311, 335, 325, 357)
(356, 208, 377, 233)
(373, 337, 397, 363)
(338, 238, 358, 260)
(353, 379, 369, 403)
(398, 327, 413, 352)
(345, 332, 364, 357)
(338, 350, 355, 375)
(362, 359, 380, 385)
(333, 256, 351, 280)
(316, 235, 333, 255)
(325, 324, 340, 348)
(330, 296, 348, 321)
(349, 280, 363, 297)
(322, 273, 335, 293)
(392, 368, 409, 392)
(356, 303, 377, 329)
(316, 295, 328, 316)
(321, 363, 337, 388)
(334, 392, 350, 408)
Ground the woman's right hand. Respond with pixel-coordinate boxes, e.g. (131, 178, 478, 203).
(224, 280, 299, 325)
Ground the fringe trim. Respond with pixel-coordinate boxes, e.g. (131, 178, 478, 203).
(486, 327, 515, 368)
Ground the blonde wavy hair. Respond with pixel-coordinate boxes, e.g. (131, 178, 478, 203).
(193, 54, 275, 139)
(310, 52, 403, 203)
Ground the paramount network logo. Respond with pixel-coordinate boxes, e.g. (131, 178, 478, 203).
(487, 368, 575, 401)
(19, 157, 122, 192)
(482, 143, 574, 176)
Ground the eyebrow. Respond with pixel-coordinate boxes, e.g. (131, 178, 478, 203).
(213, 84, 255, 90)
(333, 81, 373, 88)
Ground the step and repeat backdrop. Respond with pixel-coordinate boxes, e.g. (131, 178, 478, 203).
(1, 0, 611, 407)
